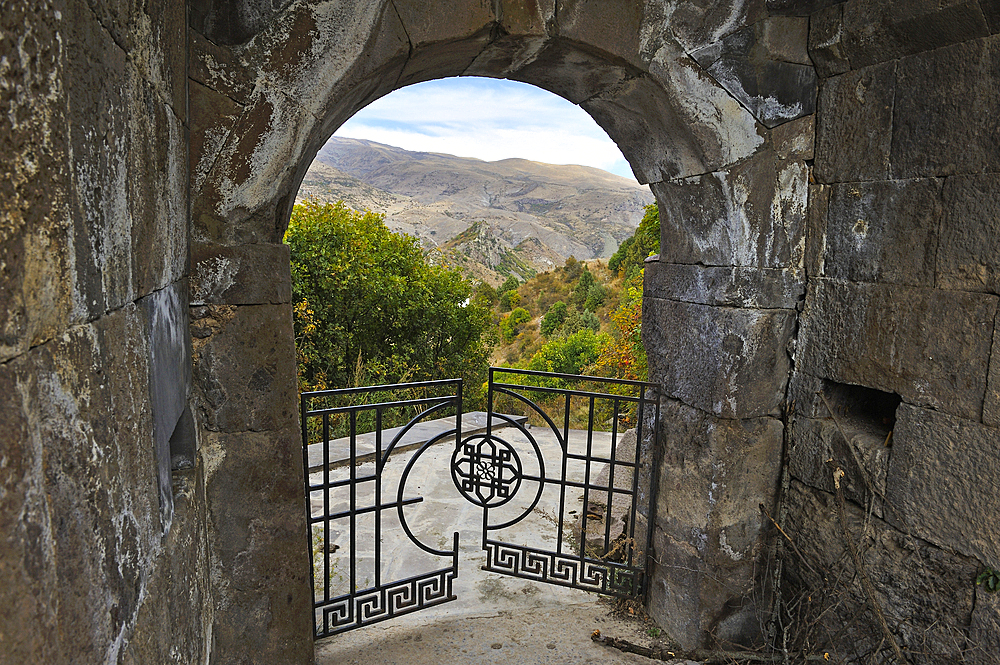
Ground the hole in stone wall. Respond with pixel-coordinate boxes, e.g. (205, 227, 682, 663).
(169, 405, 196, 471)
(820, 381, 901, 447)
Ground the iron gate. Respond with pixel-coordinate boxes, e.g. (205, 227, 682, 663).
(301, 369, 660, 638)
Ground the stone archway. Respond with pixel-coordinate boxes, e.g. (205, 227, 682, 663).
(187, 1, 814, 659)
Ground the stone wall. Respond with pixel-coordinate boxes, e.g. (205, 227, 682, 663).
(0, 0, 212, 662)
(644, 0, 1000, 660)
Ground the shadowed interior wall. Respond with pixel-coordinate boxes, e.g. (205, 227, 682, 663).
(3, 1, 999, 664)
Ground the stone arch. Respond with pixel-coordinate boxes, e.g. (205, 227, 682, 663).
(187, 1, 816, 658)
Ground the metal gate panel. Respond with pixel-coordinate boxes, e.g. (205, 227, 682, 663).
(470, 368, 661, 599)
(301, 380, 463, 638)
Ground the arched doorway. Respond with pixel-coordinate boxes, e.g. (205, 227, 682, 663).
(187, 1, 812, 659)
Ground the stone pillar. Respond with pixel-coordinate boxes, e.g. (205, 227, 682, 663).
(187, 236, 314, 663)
(641, 135, 811, 648)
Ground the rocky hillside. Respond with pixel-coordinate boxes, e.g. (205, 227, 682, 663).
(297, 137, 654, 284)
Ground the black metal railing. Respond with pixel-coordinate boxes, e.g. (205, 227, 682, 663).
(474, 368, 661, 599)
(301, 379, 463, 637)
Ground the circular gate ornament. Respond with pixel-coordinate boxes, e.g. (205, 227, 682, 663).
(451, 434, 522, 507)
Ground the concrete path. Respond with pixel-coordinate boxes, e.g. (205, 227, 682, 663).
(309, 422, 690, 664)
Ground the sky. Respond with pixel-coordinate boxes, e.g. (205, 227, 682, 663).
(333, 77, 636, 181)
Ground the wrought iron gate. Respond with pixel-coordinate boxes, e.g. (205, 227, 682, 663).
(301, 369, 660, 639)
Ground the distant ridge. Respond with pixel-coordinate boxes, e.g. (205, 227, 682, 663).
(297, 137, 654, 284)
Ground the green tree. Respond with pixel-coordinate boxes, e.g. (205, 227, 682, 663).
(540, 300, 568, 337)
(609, 204, 660, 277)
(285, 199, 495, 392)
(501, 307, 532, 342)
(526, 328, 607, 375)
(562, 308, 599, 335)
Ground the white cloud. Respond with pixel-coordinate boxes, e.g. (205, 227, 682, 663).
(333, 77, 636, 180)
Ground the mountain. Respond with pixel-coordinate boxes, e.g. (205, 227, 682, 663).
(297, 137, 655, 284)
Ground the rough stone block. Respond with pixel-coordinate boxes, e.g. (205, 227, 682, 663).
(808, 3, 850, 78)
(892, 36, 1000, 178)
(697, 22, 817, 127)
(766, 0, 844, 16)
(783, 480, 980, 664)
(190, 80, 244, 197)
(814, 61, 896, 183)
(648, 399, 782, 649)
(644, 262, 805, 309)
(472, 38, 631, 105)
(842, 0, 989, 70)
(887, 403, 1000, 566)
(986, 322, 1000, 426)
(798, 280, 997, 420)
(556, 0, 644, 69)
(970, 585, 1000, 665)
(653, 149, 807, 269)
(805, 184, 829, 278)
(202, 427, 313, 664)
(644, 298, 795, 419)
(191, 303, 298, 433)
(500, 0, 554, 35)
(788, 414, 890, 515)
(633, 37, 766, 178)
(119, 469, 210, 664)
(130, 92, 188, 297)
(0, 304, 167, 663)
(823, 179, 942, 287)
(655, 0, 766, 54)
(983, 0, 1000, 34)
(760, 16, 811, 65)
(191, 242, 292, 306)
(937, 173, 1000, 294)
(393, 0, 495, 46)
(771, 113, 814, 160)
(141, 281, 192, 523)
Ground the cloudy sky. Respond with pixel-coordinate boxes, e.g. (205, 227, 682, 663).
(333, 77, 636, 181)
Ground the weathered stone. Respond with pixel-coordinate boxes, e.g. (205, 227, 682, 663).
(983, 0, 1000, 34)
(191, 242, 292, 306)
(814, 61, 896, 182)
(557, 0, 644, 70)
(648, 399, 782, 649)
(396, 29, 492, 88)
(653, 149, 807, 269)
(787, 371, 829, 418)
(887, 403, 1000, 566)
(473, 38, 632, 104)
(808, 3, 850, 78)
(969, 585, 1000, 665)
(766, 0, 843, 16)
(804, 183, 829, 278)
(798, 280, 997, 420)
(771, 113, 814, 160)
(842, 0, 989, 70)
(393, 0, 495, 46)
(892, 36, 1000, 178)
(760, 16, 811, 64)
(644, 298, 796, 418)
(937, 173, 1000, 294)
(699, 23, 817, 127)
(643, 38, 766, 174)
(986, 321, 1000, 426)
(788, 414, 890, 516)
(783, 480, 980, 665)
(188, 29, 255, 105)
(189, 0, 296, 45)
(202, 427, 313, 665)
(500, 0, 554, 35)
(190, 80, 244, 197)
(644, 263, 805, 309)
(142, 281, 192, 524)
(119, 469, 211, 664)
(191, 304, 298, 433)
(823, 178, 942, 287)
(582, 75, 719, 183)
(655, 0, 766, 53)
